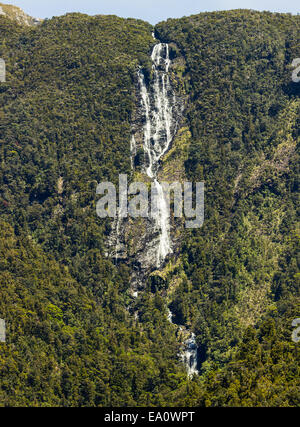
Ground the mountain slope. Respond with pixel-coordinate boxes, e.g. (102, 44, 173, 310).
(0, 12, 186, 407)
(0, 8, 299, 406)
(0, 2, 41, 26)
(156, 10, 300, 405)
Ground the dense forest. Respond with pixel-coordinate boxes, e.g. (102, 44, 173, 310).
(0, 6, 299, 406)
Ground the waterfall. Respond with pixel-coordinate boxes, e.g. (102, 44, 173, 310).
(108, 40, 198, 376)
(137, 44, 198, 375)
(120, 41, 198, 377)
(112, 176, 128, 262)
(109, 42, 182, 269)
(181, 333, 198, 377)
(130, 135, 137, 169)
(173, 321, 199, 377)
(167, 308, 173, 323)
(167, 306, 199, 376)
(137, 43, 177, 267)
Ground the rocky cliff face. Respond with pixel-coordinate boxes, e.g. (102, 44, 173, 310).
(0, 3, 42, 26)
(107, 40, 187, 292)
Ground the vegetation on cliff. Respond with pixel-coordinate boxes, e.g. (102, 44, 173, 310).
(0, 9, 299, 406)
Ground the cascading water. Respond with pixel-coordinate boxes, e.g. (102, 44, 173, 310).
(109, 41, 181, 269)
(108, 38, 198, 375)
(168, 309, 199, 376)
(136, 41, 198, 375)
(167, 308, 173, 323)
(181, 333, 198, 377)
(137, 43, 177, 267)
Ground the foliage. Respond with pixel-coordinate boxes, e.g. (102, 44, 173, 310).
(0, 9, 299, 406)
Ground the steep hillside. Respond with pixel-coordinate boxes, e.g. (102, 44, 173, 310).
(0, 7, 299, 407)
(0, 2, 41, 26)
(0, 12, 186, 407)
(156, 10, 300, 405)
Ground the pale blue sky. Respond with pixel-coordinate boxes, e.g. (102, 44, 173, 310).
(8, 0, 299, 23)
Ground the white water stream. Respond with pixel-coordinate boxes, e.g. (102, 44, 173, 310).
(137, 43, 176, 267)
(181, 333, 198, 377)
(137, 42, 198, 375)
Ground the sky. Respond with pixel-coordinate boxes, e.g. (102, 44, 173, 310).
(7, 0, 300, 24)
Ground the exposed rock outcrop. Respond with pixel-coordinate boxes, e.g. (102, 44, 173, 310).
(0, 3, 42, 26)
